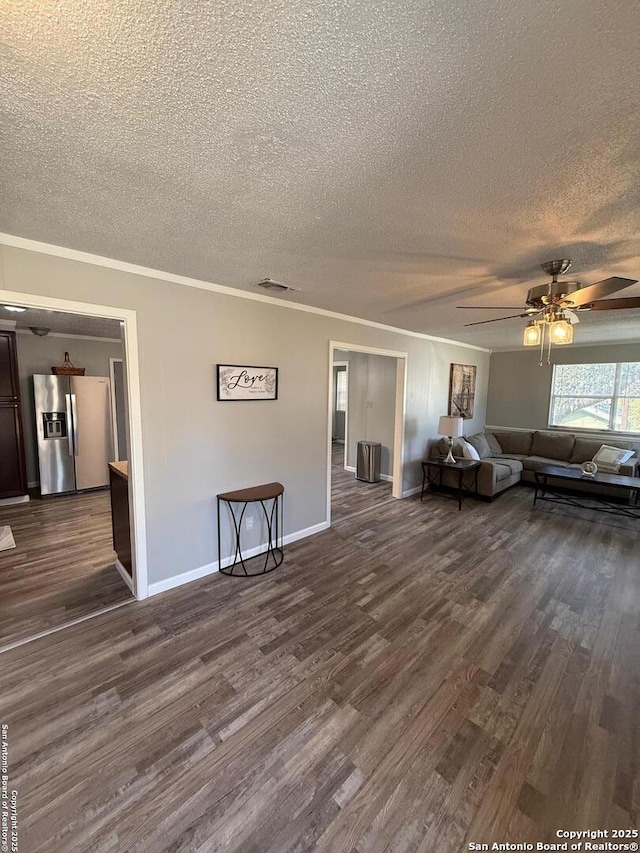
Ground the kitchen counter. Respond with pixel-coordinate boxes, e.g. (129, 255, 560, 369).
(108, 460, 128, 481)
(109, 461, 131, 578)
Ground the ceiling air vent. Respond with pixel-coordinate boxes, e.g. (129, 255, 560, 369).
(256, 278, 300, 293)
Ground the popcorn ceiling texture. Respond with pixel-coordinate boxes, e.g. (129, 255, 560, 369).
(1, 0, 639, 348)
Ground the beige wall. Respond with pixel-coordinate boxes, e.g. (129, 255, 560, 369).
(1, 244, 490, 587)
(486, 344, 640, 430)
(15, 331, 124, 484)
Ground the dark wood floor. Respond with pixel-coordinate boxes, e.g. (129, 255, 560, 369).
(331, 441, 394, 522)
(0, 490, 132, 648)
(1, 482, 638, 851)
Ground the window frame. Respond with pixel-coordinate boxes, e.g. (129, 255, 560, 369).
(548, 361, 640, 435)
(335, 367, 348, 413)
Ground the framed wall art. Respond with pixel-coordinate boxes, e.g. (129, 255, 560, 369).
(448, 363, 476, 419)
(216, 364, 279, 401)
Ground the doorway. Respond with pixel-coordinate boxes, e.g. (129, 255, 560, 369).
(0, 289, 147, 650)
(327, 341, 407, 526)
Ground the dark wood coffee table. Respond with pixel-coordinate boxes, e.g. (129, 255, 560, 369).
(533, 464, 639, 519)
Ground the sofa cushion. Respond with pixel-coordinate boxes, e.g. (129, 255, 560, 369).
(569, 437, 612, 464)
(521, 455, 570, 472)
(492, 461, 519, 481)
(466, 433, 492, 459)
(531, 431, 575, 462)
(494, 431, 533, 455)
(485, 432, 503, 455)
(485, 457, 523, 476)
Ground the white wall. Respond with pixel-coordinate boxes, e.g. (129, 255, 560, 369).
(0, 243, 490, 589)
(336, 350, 397, 477)
(487, 343, 640, 430)
(15, 331, 124, 484)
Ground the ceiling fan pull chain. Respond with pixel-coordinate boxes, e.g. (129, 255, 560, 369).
(539, 322, 545, 367)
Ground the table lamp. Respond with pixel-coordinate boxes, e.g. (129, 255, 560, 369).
(438, 416, 464, 464)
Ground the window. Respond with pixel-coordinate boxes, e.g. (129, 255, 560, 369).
(549, 362, 640, 433)
(335, 369, 347, 412)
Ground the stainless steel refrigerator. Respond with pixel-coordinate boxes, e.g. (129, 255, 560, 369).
(33, 375, 113, 495)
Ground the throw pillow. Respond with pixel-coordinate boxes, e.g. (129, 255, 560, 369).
(460, 439, 480, 461)
(485, 432, 503, 455)
(592, 444, 635, 473)
(466, 433, 492, 459)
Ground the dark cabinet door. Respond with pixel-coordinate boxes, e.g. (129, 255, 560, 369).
(0, 405, 28, 497)
(0, 331, 20, 402)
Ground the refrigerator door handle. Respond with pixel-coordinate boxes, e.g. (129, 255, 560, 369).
(70, 393, 79, 457)
(65, 393, 75, 456)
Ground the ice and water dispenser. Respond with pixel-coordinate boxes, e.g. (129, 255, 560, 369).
(42, 411, 68, 440)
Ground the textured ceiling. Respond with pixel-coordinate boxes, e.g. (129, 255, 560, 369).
(1, 0, 639, 350)
(0, 305, 122, 339)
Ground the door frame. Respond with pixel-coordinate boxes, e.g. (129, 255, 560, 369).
(332, 360, 349, 469)
(0, 288, 148, 599)
(109, 357, 124, 462)
(327, 341, 407, 526)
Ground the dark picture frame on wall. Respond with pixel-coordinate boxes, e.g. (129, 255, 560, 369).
(216, 364, 279, 401)
(448, 363, 476, 419)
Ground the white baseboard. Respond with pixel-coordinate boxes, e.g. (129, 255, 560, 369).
(147, 520, 330, 597)
(148, 560, 218, 597)
(402, 485, 423, 498)
(0, 495, 30, 506)
(115, 558, 135, 593)
(285, 520, 330, 544)
(344, 464, 393, 483)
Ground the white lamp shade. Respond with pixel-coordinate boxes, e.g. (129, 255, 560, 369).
(438, 415, 464, 437)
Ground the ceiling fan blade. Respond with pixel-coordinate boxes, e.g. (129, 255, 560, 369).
(582, 297, 640, 311)
(464, 313, 532, 327)
(563, 276, 637, 307)
(457, 306, 526, 310)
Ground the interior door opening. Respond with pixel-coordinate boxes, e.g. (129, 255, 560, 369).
(0, 291, 146, 652)
(327, 341, 407, 527)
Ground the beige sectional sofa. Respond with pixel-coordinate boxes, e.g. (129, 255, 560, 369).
(429, 429, 639, 499)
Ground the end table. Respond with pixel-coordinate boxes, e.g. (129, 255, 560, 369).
(421, 458, 480, 510)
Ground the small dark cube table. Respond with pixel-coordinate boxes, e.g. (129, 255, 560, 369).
(217, 482, 284, 576)
(421, 458, 481, 510)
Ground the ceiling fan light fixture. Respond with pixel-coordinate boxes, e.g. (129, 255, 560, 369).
(523, 321, 542, 346)
(548, 317, 573, 345)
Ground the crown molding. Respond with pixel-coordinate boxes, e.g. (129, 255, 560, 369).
(0, 232, 490, 353)
(15, 328, 122, 343)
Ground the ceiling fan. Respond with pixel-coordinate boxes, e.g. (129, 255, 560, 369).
(458, 260, 639, 361)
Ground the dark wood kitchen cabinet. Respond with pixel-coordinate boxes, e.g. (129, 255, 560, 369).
(0, 331, 28, 499)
